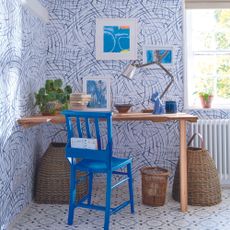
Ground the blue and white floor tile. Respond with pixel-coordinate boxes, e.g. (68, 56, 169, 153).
(9, 181, 230, 230)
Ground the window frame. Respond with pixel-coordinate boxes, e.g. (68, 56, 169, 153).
(184, 6, 230, 109)
(185, 0, 230, 9)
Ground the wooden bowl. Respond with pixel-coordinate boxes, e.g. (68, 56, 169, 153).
(114, 104, 132, 113)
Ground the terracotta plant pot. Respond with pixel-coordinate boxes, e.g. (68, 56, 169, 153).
(199, 95, 213, 108)
(41, 101, 62, 116)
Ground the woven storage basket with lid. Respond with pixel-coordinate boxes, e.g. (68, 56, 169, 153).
(172, 133, 221, 206)
(141, 167, 169, 206)
(35, 142, 88, 204)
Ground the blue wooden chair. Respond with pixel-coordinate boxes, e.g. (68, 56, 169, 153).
(62, 110, 134, 230)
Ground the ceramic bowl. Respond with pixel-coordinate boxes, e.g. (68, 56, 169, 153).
(114, 104, 133, 113)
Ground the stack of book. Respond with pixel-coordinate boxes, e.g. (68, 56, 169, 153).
(69, 93, 91, 110)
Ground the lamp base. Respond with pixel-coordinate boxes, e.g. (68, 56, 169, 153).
(151, 92, 165, 114)
(152, 105, 165, 114)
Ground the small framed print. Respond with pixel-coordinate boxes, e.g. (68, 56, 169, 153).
(96, 18, 138, 60)
(83, 76, 111, 111)
(143, 46, 174, 67)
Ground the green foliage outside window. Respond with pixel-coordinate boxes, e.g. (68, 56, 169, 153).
(193, 9, 230, 100)
(217, 78, 230, 98)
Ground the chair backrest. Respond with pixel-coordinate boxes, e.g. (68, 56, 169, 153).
(62, 110, 113, 167)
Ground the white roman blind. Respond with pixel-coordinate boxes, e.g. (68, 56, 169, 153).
(185, 0, 230, 9)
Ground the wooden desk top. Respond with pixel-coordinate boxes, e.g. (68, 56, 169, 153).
(17, 112, 198, 128)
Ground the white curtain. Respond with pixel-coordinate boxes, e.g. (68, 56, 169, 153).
(185, 0, 230, 9)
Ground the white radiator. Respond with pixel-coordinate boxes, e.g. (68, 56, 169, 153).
(190, 119, 230, 185)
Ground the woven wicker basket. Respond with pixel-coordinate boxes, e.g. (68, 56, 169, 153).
(141, 167, 169, 206)
(172, 133, 221, 206)
(35, 143, 88, 204)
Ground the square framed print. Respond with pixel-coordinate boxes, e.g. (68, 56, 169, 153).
(83, 76, 111, 111)
(96, 18, 138, 60)
(143, 46, 174, 67)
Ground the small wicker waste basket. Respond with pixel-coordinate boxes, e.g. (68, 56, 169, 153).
(172, 133, 221, 206)
(35, 142, 88, 204)
(141, 167, 169, 206)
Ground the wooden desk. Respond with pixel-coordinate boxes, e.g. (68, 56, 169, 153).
(18, 112, 198, 212)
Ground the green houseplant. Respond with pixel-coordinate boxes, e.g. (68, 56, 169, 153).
(199, 91, 213, 108)
(35, 79, 72, 115)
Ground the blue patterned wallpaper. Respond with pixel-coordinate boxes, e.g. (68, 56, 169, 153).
(0, 1, 47, 229)
(46, 0, 184, 110)
(188, 109, 230, 119)
(1, 0, 230, 229)
(44, 0, 230, 178)
(44, 0, 184, 175)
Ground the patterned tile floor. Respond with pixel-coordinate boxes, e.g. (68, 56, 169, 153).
(9, 180, 230, 230)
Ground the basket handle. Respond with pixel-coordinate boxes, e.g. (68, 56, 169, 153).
(51, 129, 66, 143)
(187, 133, 204, 148)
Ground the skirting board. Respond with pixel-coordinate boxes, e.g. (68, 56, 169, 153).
(21, 0, 49, 23)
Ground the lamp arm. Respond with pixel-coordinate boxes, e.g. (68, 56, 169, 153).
(135, 61, 174, 100)
(156, 62, 174, 99)
(134, 61, 157, 68)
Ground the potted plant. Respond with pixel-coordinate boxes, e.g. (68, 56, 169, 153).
(199, 91, 213, 108)
(35, 79, 72, 115)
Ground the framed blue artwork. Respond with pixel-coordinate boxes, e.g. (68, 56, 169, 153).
(143, 46, 174, 67)
(96, 18, 138, 60)
(83, 76, 111, 111)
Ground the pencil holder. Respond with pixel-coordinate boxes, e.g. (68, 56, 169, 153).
(165, 101, 177, 113)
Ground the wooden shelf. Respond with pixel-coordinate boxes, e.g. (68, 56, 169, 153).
(17, 112, 198, 128)
(113, 112, 198, 122)
(17, 114, 65, 128)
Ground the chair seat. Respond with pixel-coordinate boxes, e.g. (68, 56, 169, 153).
(75, 157, 132, 172)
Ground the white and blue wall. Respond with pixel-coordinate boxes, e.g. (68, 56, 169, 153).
(45, 0, 184, 173)
(1, 0, 230, 229)
(0, 0, 47, 228)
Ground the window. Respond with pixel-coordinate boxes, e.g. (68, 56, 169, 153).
(185, 5, 230, 108)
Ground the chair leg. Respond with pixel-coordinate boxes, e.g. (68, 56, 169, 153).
(87, 172, 93, 205)
(68, 166, 77, 225)
(104, 172, 112, 230)
(127, 163, 135, 214)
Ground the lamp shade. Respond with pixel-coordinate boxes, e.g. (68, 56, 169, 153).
(121, 63, 137, 79)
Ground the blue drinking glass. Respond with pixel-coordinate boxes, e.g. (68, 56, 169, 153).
(165, 101, 177, 113)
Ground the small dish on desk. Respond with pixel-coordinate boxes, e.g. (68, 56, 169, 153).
(114, 104, 133, 113)
(142, 109, 153, 113)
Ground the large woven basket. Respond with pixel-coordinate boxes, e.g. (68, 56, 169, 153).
(35, 143, 88, 204)
(141, 167, 169, 206)
(172, 133, 221, 206)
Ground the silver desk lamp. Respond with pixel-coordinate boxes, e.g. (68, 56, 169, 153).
(121, 52, 175, 114)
